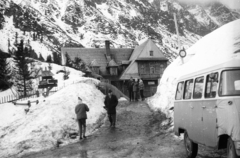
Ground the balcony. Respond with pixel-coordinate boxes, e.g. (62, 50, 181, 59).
(139, 74, 160, 79)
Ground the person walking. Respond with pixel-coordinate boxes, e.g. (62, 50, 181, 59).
(127, 77, 134, 101)
(75, 97, 89, 140)
(132, 79, 137, 101)
(104, 90, 118, 127)
(139, 79, 145, 101)
(136, 79, 140, 101)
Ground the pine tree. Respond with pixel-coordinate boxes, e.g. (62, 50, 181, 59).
(65, 53, 72, 67)
(38, 53, 45, 61)
(0, 50, 12, 90)
(46, 55, 52, 63)
(14, 40, 33, 97)
(52, 52, 61, 65)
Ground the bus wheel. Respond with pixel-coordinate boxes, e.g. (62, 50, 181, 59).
(227, 137, 240, 158)
(184, 131, 198, 158)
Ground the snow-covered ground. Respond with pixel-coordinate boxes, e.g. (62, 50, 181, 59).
(148, 19, 240, 118)
(0, 80, 106, 158)
(0, 57, 107, 157)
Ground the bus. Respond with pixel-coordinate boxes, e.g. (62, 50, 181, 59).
(174, 58, 240, 158)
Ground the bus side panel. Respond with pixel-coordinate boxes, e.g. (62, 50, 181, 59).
(174, 101, 191, 135)
(188, 100, 204, 144)
(202, 99, 218, 148)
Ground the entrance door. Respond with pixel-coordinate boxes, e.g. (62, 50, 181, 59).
(202, 73, 218, 147)
(189, 101, 204, 144)
(189, 77, 204, 144)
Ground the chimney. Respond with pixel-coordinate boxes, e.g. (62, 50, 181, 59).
(105, 40, 111, 56)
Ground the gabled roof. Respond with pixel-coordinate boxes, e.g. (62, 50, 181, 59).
(120, 38, 168, 80)
(61, 48, 133, 75)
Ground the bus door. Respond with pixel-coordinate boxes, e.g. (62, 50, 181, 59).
(188, 78, 204, 144)
(202, 72, 218, 147)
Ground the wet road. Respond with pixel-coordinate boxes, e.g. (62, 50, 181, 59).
(22, 101, 227, 158)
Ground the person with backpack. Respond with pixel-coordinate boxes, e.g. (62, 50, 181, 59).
(104, 90, 118, 127)
(75, 97, 89, 140)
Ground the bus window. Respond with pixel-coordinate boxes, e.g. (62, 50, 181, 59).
(219, 69, 240, 96)
(176, 82, 184, 100)
(205, 72, 218, 98)
(193, 76, 204, 99)
(183, 79, 193, 99)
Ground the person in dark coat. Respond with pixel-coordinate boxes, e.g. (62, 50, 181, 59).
(127, 77, 134, 101)
(104, 90, 118, 127)
(139, 79, 145, 101)
(75, 97, 89, 140)
(136, 79, 140, 101)
(132, 79, 137, 101)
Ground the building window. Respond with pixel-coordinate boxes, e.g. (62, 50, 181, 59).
(140, 65, 145, 74)
(92, 67, 99, 74)
(150, 66, 155, 74)
(110, 67, 118, 75)
(183, 79, 193, 99)
(193, 76, 204, 99)
(205, 72, 218, 98)
(175, 82, 184, 100)
(150, 50, 153, 56)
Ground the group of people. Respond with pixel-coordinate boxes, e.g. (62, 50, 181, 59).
(127, 77, 145, 102)
(75, 77, 145, 140)
(75, 90, 118, 140)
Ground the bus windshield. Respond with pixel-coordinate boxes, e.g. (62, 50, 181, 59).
(219, 69, 240, 96)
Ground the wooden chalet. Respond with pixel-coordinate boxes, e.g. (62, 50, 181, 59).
(61, 39, 168, 97)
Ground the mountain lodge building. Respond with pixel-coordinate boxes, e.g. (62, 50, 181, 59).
(61, 39, 168, 97)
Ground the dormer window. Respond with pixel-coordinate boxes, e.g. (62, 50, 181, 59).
(92, 67, 100, 74)
(110, 67, 118, 75)
(150, 50, 153, 56)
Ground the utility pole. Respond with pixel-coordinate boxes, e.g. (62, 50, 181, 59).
(173, 13, 184, 64)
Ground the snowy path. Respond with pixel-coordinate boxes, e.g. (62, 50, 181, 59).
(21, 101, 227, 158)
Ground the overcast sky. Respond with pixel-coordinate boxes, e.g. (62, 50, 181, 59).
(178, 0, 240, 9)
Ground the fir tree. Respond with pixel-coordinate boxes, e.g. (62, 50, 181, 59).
(29, 48, 38, 60)
(65, 53, 73, 67)
(0, 50, 12, 90)
(73, 57, 86, 71)
(52, 52, 61, 65)
(38, 53, 45, 61)
(46, 55, 52, 63)
(14, 40, 33, 97)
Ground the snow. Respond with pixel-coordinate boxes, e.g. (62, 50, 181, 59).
(148, 19, 240, 118)
(96, 3, 115, 21)
(0, 52, 106, 157)
(0, 81, 105, 157)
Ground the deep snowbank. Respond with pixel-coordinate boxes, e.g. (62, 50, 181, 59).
(148, 19, 240, 118)
(0, 82, 105, 157)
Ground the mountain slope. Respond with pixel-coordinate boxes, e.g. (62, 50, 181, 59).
(0, 0, 239, 62)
